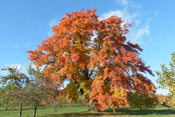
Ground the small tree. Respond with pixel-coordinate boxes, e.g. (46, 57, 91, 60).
(162, 94, 175, 109)
(24, 64, 59, 117)
(3, 89, 27, 116)
(0, 66, 29, 117)
(0, 88, 2, 107)
(0, 88, 12, 110)
(127, 92, 158, 110)
(155, 94, 165, 106)
(156, 52, 175, 96)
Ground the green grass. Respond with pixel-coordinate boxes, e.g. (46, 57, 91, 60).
(0, 107, 88, 117)
(0, 106, 175, 117)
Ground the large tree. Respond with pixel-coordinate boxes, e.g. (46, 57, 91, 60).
(27, 9, 156, 112)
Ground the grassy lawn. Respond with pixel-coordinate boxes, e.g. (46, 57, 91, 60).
(0, 107, 88, 117)
(0, 107, 175, 117)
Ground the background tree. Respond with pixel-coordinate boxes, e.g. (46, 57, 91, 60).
(155, 94, 165, 106)
(127, 92, 158, 110)
(0, 88, 11, 111)
(156, 52, 175, 96)
(0, 88, 2, 107)
(0, 66, 29, 117)
(27, 9, 156, 112)
(162, 94, 175, 109)
(24, 64, 60, 117)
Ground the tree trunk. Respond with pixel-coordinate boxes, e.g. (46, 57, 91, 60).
(19, 104, 23, 117)
(140, 106, 143, 110)
(5, 106, 7, 111)
(112, 106, 116, 112)
(130, 105, 132, 109)
(54, 104, 57, 112)
(33, 104, 38, 117)
(88, 100, 93, 111)
(88, 100, 99, 112)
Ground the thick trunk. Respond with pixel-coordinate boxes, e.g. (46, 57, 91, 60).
(19, 104, 23, 117)
(88, 100, 99, 112)
(33, 104, 38, 117)
(88, 100, 92, 111)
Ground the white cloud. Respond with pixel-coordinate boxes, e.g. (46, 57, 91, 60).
(47, 31, 54, 37)
(127, 24, 150, 44)
(28, 63, 45, 71)
(48, 18, 60, 37)
(49, 18, 59, 27)
(100, 0, 151, 44)
(120, 0, 129, 7)
(116, 0, 142, 10)
(137, 25, 150, 37)
(99, 9, 139, 24)
(155, 10, 159, 16)
(14, 43, 19, 48)
(25, 42, 31, 47)
(13, 42, 32, 48)
(0, 70, 8, 75)
(135, 20, 141, 25)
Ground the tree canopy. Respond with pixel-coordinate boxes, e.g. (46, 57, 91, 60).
(156, 52, 175, 109)
(156, 52, 175, 94)
(0, 66, 29, 117)
(27, 9, 155, 112)
(127, 92, 158, 110)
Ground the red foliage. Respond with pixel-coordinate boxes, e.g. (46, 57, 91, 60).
(27, 9, 156, 112)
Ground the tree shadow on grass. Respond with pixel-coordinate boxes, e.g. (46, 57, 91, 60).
(42, 112, 101, 117)
(43, 108, 175, 117)
(42, 111, 112, 117)
(104, 108, 175, 115)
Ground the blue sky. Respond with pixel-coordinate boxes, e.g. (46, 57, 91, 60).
(0, 0, 174, 95)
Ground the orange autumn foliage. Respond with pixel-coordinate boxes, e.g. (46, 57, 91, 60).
(155, 94, 165, 105)
(27, 9, 156, 112)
